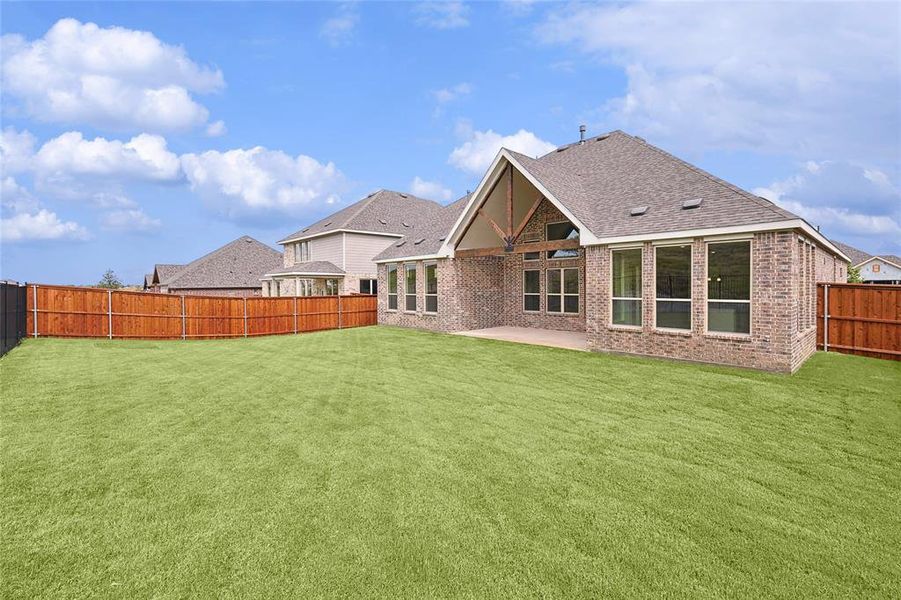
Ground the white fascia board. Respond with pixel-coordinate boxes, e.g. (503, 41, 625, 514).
(442, 150, 509, 253)
(374, 253, 447, 264)
(277, 229, 404, 245)
(855, 255, 901, 270)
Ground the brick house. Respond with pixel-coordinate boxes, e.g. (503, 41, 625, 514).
(145, 236, 281, 297)
(264, 190, 445, 297)
(373, 130, 850, 372)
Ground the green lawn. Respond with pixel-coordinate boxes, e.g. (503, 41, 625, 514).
(1, 327, 899, 598)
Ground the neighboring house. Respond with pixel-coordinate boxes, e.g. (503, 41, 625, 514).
(372, 130, 850, 373)
(147, 236, 282, 296)
(832, 241, 901, 284)
(263, 190, 445, 297)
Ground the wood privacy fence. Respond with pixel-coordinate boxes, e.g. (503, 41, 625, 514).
(25, 284, 377, 340)
(817, 283, 900, 361)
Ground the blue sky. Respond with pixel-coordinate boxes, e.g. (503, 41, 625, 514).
(2, 1, 899, 284)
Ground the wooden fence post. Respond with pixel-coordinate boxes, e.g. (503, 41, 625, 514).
(32, 284, 37, 338)
(293, 296, 298, 334)
(337, 295, 342, 329)
(107, 289, 113, 339)
(243, 297, 248, 338)
(181, 296, 186, 340)
(823, 284, 829, 352)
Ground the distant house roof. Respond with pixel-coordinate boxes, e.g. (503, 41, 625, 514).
(143, 273, 153, 288)
(428, 130, 847, 261)
(373, 194, 470, 262)
(162, 236, 282, 290)
(263, 261, 345, 278)
(277, 189, 446, 244)
(152, 263, 184, 285)
(831, 240, 900, 268)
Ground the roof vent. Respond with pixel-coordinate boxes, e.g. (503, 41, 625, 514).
(630, 206, 648, 216)
(414, 238, 425, 245)
(438, 237, 446, 242)
(395, 240, 406, 247)
(556, 146, 568, 153)
(301, 227, 309, 233)
(323, 221, 332, 227)
(399, 193, 408, 198)
(681, 198, 702, 209)
(596, 134, 610, 141)
(402, 221, 411, 227)
(378, 218, 387, 225)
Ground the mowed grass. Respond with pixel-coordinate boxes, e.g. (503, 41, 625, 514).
(1, 327, 899, 599)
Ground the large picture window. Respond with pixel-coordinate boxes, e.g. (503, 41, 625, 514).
(425, 263, 438, 313)
(547, 268, 579, 313)
(707, 241, 751, 334)
(387, 265, 398, 310)
(405, 264, 417, 311)
(612, 248, 642, 326)
(523, 270, 540, 312)
(655, 245, 692, 330)
(546, 222, 579, 259)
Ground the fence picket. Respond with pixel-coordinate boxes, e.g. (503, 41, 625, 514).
(817, 282, 899, 361)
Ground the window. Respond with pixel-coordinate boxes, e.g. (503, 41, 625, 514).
(612, 248, 642, 326)
(359, 279, 377, 295)
(405, 264, 417, 311)
(387, 265, 398, 310)
(325, 279, 339, 296)
(523, 270, 540, 312)
(271, 280, 281, 298)
(295, 240, 311, 263)
(523, 251, 540, 261)
(546, 222, 579, 259)
(655, 245, 691, 330)
(547, 268, 579, 313)
(298, 279, 313, 297)
(707, 241, 751, 334)
(425, 263, 438, 313)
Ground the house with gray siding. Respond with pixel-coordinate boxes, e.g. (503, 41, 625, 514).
(832, 241, 901, 284)
(372, 129, 850, 373)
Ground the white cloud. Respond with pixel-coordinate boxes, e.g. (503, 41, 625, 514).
(1, 18, 224, 132)
(537, 2, 900, 161)
(205, 120, 227, 137)
(321, 4, 360, 46)
(432, 82, 472, 104)
(34, 131, 182, 182)
(0, 127, 36, 174)
(449, 127, 556, 174)
(180, 147, 346, 219)
(410, 176, 453, 202)
(101, 209, 161, 232)
(414, 2, 470, 30)
(1, 177, 89, 243)
(755, 160, 901, 254)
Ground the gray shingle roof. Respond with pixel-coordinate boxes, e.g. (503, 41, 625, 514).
(508, 131, 798, 240)
(143, 273, 153, 288)
(163, 236, 282, 289)
(153, 264, 184, 285)
(830, 240, 873, 266)
(277, 189, 446, 244)
(263, 261, 345, 277)
(373, 194, 470, 262)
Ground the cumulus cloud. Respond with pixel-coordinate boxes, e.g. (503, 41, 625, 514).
(320, 4, 360, 46)
(755, 161, 901, 254)
(1, 177, 89, 243)
(410, 176, 453, 202)
(205, 120, 227, 137)
(180, 147, 346, 219)
(449, 127, 556, 174)
(0, 127, 36, 174)
(1, 18, 224, 132)
(101, 208, 162, 232)
(538, 2, 900, 161)
(414, 2, 470, 30)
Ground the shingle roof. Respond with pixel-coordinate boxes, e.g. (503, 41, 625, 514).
(153, 264, 184, 285)
(263, 261, 345, 277)
(373, 194, 470, 262)
(143, 274, 153, 288)
(163, 236, 282, 289)
(830, 240, 873, 266)
(277, 189, 446, 244)
(508, 131, 798, 239)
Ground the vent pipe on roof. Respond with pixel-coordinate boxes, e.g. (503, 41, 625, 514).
(579, 124, 587, 144)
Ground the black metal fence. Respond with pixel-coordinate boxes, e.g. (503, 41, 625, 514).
(1, 281, 27, 357)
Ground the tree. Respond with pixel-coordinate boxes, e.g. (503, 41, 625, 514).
(97, 269, 123, 289)
(847, 265, 863, 283)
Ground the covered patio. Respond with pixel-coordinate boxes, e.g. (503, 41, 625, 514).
(455, 326, 587, 351)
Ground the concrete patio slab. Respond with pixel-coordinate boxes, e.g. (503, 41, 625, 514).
(455, 326, 587, 351)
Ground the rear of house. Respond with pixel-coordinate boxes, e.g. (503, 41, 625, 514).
(374, 130, 849, 373)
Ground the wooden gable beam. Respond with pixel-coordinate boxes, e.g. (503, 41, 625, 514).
(511, 193, 544, 243)
(506, 165, 513, 240)
(455, 238, 580, 259)
(477, 208, 508, 244)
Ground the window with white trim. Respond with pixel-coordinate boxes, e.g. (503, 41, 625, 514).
(405, 264, 417, 311)
(523, 270, 540, 312)
(546, 222, 579, 259)
(655, 245, 691, 330)
(325, 279, 339, 296)
(612, 248, 642, 326)
(298, 279, 313, 297)
(359, 279, 377, 295)
(547, 268, 579, 313)
(425, 263, 438, 313)
(707, 241, 751, 334)
(387, 265, 398, 310)
(295, 241, 311, 263)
